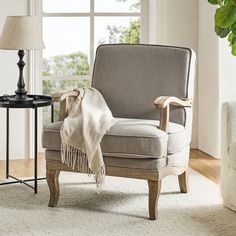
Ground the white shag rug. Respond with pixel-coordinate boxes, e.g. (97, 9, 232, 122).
(0, 169, 236, 236)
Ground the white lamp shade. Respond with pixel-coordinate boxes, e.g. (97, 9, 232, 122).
(0, 16, 45, 50)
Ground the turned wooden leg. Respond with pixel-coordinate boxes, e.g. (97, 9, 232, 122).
(178, 171, 189, 193)
(148, 180, 162, 220)
(46, 169, 60, 207)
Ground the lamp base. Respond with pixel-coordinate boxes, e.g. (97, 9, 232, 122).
(9, 95, 33, 104)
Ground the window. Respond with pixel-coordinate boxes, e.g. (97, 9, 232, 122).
(42, 0, 148, 124)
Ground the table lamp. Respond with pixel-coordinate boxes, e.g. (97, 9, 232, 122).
(0, 16, 45, 104)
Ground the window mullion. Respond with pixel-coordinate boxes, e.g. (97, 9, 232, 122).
(41, 0, 147, 80)
(42, 13, 141, 17)
(42, 12, 91, 17)
(140, 0, 148, 43)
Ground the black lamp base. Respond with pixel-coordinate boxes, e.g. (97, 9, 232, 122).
(11, 50, 33, 105)
(9, 95, 33, 104)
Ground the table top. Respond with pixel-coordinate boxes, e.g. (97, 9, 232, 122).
(0, 95, 52, 108)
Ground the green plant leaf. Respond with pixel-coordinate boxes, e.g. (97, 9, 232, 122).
(208, 0, 219, 5)
(227, 33, 236, 55)
(209, 0, 236, 56)
(215, 25, 231, 37)
(228, 32, 233, 44)
(231, 22, 236, 33)
(228, 32, 236, 44)
(231, 43, 236, 55)
(215, 1, 236, 28)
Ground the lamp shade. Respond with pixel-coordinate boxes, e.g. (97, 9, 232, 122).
(0, 16, 45, 50)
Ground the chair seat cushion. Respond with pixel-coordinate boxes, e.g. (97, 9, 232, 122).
(42, 118, 187, 159)
(45, 147, 189, 171)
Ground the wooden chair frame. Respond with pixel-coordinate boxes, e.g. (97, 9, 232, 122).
(46, 90, 192, 220)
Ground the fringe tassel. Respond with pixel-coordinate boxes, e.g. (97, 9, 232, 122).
(96, 165, 105, 193)
(61, 142, 105, 190)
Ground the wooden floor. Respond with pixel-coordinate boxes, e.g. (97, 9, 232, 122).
(0, 153, 46, 180)
(0, 149, 220, 184)
(189, 149, 220, 184)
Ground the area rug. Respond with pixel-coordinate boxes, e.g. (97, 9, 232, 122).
(0, 169, 236, 236)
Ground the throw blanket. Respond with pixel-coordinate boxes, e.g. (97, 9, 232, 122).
(60, 87, 116, 189)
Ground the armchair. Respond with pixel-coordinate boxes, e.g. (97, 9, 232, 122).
(221, 102, 236, 211)
(42, 44, 196, 219)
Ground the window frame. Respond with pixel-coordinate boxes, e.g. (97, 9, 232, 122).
(41, 0, 149, 82)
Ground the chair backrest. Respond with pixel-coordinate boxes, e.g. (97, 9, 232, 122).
(92, 44, 196, 125)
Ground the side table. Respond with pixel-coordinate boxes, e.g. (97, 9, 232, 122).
(0, 94, 53, 193)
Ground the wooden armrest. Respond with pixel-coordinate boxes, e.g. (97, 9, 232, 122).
(52, 90, 80, 121)
(52, 90, 80, 103)
(153, 96, 192, 132)
(153, 96, 192, 108)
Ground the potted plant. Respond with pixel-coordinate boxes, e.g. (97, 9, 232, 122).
(208, 0, 236, 55)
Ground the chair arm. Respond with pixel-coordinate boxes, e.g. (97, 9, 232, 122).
(153, 96, 192, 132)
(153, 96, 192, 109)
(52, 90, 80, 103)
(52, 90, 80, 121)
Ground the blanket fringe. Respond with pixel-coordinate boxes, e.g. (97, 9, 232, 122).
(61, 142, 105, 190)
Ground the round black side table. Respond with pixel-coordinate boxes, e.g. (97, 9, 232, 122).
(0, 95, 53, 193)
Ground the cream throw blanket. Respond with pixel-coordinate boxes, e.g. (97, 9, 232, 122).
(60, 87, 116, 188)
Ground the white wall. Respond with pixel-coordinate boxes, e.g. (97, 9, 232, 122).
(198, 1, 236, 158)
(0, 0, 30, 160)
(219, 37, 236, 159)
(198, 0, 221, 157)
(219, 40, 236, 105)
(155, 0, 199, 148)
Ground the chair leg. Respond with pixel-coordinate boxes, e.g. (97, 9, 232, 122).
(148, 180, 162, 220)
(46, 169, 60, 207)
(178, 171, 189, 193)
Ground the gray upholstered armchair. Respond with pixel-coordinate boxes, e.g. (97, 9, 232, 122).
(42, 44, 196, 220)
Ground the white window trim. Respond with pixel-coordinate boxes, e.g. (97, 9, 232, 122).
(28, 0, 43, 158)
